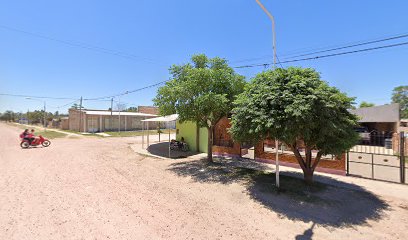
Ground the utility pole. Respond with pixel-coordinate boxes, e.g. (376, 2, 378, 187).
(118, 96, 121, 134)
(256, 0, 280, 189)
(43, 101, 47, 131)
(79, 96, 83, 132)
(110, 98, 113, 130)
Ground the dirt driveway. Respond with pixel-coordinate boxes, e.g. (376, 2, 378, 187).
(0, 122, 407, 239)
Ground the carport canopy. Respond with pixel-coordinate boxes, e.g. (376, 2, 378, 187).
(141, 114, 179, 123)
(141, 114, 178, 158)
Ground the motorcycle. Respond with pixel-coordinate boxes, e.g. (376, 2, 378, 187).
(20, 135, 51, 149)
(170, 140, 189, 152)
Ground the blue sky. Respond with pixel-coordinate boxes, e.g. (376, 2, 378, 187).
(1, 0, 407, 113)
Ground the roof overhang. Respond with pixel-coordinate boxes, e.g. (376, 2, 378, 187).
(142, 114, 178, 122)
(83, 110, 157, 117)
(349, 103, 400, 123)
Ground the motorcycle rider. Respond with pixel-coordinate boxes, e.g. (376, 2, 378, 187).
(27, 129, 36, 144)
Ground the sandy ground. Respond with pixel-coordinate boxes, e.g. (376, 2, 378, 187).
(1, 122, 408, 240)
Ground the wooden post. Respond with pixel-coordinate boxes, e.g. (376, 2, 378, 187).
(142, 121, 144, 149)
(147, 121, 149, 147)
(169, 123, 171, 158)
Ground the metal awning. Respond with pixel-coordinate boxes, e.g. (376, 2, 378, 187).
(141, 114, 178, 122)
(141, 114, 178, 158)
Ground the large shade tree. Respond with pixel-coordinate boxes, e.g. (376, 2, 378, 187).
(154, 54, 246, 162)
(392, 85, 408, 118)
(230, 67, 359, 184)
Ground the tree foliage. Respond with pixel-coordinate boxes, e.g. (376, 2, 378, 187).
(230, 67, 359, 183)
(154, 54, 246, 161)
(126, 107, 138, 112)
(392, 85, 408, 118)
(359, 101, 375, 108)
(0, 110, 67, 123)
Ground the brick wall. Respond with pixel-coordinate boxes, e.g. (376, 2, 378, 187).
(68, 109, 85, 132)
(254, 140, 346, 175)
(212, 117, 241, 157)
(138, 106, 159, 115)
(392, 132, 408, 154)
(209, 117, 346, 175)
(60, 118, 69, 130)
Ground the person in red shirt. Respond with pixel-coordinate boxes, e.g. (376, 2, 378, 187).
(27, 129, 36, 144)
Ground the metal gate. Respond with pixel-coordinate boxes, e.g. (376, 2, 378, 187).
(347, 132, 406, 184)
(240, 142, 255, 159)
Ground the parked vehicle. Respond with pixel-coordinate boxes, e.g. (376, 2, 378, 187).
(170, 139, 189, 152)
(20, 135, 51, 149)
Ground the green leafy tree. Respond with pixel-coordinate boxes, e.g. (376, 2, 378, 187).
(392, 85, 408, 118)
(359, 101, 375, 108)
(154, 54, 246, 162)
(0, 110, 16, 122)
(28, 110, 45, 124)
(230, 67, 359, 184)
(126, 107, 138, 112)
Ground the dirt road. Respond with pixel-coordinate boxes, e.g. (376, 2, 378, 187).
(1, 123, 407, 239)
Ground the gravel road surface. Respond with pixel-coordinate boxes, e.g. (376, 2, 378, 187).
(1, 122, 407, 239)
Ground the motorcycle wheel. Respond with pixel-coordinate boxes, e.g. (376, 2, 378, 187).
(20, 142, 30, 149)
(42, 140, 51, 147)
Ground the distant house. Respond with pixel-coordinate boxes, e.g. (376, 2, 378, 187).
(349, 103, 400, 133)
(18, 118, 29, 125)
(68, 108, 157, 133)
(60, 117, 69, 130)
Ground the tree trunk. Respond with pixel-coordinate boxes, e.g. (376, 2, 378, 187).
(207, 126, 213, 162)
(303, 169, 314, 185)
(196, 122, 200, 152)
(291, 144, 322, 185)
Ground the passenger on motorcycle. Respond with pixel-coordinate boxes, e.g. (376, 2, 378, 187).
(20, 129, 30, 143)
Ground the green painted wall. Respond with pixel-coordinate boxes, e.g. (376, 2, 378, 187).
(199, 126, 208, 153)
(176, 121, 208, 153)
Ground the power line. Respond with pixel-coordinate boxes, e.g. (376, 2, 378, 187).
(229, 32, 408, 65)
(234, 41, 408, 69)
(0, 93, 78, 100)
(84, 80, 168, 100)
(0, 24, 164, 65)
(284, 33, 408, 60)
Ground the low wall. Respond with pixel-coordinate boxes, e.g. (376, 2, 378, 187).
(254, 141, 346, 175)
(213, 143, 241, 158)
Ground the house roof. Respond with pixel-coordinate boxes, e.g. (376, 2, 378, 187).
(141, 114, 178, 122)
(350, 103, 400, 123)
(83, 110, 157, 117)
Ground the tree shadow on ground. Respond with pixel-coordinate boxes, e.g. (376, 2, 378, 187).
(167, 157, 389, 227)
(147, 142, 200, 159)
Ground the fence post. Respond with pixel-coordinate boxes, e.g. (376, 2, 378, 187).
(400, 132, 405, 184)
(346, 151, 349, 176)
(371, 153, 374, 179)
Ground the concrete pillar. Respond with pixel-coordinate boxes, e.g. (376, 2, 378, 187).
(83, 114, 87, 133)
(100, 115, 103, 132)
